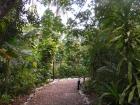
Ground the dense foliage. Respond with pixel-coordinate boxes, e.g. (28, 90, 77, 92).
(0, 0, 140, 105)
(0, 0, 66, 104)
(0, 0, 88, 104)
(76, 0, 140, 105)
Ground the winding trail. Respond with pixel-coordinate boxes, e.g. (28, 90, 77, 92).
(25, 78, 86, 105)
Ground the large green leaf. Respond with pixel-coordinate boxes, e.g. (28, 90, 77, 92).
(128, 61, 132, 84)
(119, 84, 131, 104)
(110, 35, 122, 43)
(0, 21, 6, 33)
(128, 86, 136, 103)
(98, 93, 111, 105)
(117, 58, 125, 74)
(136, 77, 140, 98)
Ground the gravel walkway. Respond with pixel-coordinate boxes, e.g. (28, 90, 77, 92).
(24, 78, 86, 105)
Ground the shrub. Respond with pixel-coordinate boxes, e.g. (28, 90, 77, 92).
(0, 94, 11, 104)
(57, 63, 88, 78)
(11, 68, 36, 95)
(58, 64, 76, 78)
(83, 79, 96, 94)
(35, 68, 50, 84)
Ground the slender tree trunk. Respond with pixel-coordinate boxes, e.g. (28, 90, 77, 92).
(52, 59, 55, 80)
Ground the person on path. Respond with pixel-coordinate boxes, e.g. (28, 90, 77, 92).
(77, 78, 81, 90)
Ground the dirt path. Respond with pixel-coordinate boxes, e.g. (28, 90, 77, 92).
(24, 78, 86, 105)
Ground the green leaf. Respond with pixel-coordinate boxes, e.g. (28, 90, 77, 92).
(128, 61, 132, 84)
(119, 84, 131, 104)
(117, 58, 125, 74)
(100, 92, 111, 99)
(112, 25, 124, 34)
(0, 21, 6, 33)
(136, 77, 140, 98)
(98, 93, 111, 105)
(135, 58, 140, 62)
(110, 35, 122, 43)
(128, 86, 136, 103)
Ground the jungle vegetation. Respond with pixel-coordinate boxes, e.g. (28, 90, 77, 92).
(0, 0, 140, 105)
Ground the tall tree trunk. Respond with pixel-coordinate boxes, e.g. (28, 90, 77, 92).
(52, 58, 55, 80)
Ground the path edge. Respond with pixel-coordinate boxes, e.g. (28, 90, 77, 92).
(22, 79, 56, 105)
(79, 89, 91, 105)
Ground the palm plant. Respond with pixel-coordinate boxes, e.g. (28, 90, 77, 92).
(88, 0, 140, 104)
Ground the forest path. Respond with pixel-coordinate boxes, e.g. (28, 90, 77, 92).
(24, 78, 86, 105)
